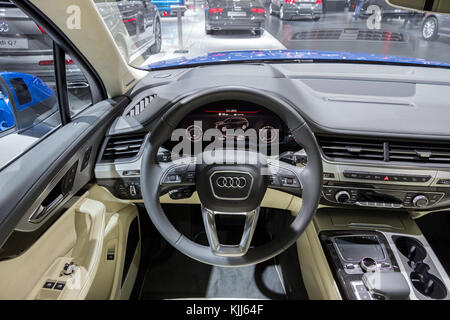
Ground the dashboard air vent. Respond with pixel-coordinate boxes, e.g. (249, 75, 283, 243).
(389, 142, 450, 164)
(126, 95, 155, 117)
(318, 136, 450, 165)
(318, 137, 385, 161)
(101, 133, 146, 162)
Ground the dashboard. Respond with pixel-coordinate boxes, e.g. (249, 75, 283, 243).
(95, 62, 450, 213)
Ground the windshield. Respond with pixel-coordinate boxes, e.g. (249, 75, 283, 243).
(94, 0, 450, 69)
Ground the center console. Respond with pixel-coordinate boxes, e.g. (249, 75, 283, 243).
(320, 231, 402, 300)
(315, 210, 450, 300)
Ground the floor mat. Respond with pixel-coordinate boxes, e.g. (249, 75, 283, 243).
(139, 244, 289, 300)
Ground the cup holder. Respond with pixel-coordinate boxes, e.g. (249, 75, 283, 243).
(394, 236, 448, 299)
(411, 263, 448, 300)
(395, 236, 427, 264)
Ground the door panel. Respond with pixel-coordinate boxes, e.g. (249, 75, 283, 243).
(0, 0, 139, 300)
(0, 96, 129, 253)
(0, 185, 140, 300)
(0, 196, 79, 300)
(0, 193, 106, 300)
(0, 95, 136, 299)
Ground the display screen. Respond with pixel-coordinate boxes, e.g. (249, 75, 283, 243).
(177, 102, 285, 143)
(335, 236, 385, 262)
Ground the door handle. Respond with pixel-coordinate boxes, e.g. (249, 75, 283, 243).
(29, 194, 65, 224)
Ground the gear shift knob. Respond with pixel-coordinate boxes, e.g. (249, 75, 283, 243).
(363, 272, 410, 300)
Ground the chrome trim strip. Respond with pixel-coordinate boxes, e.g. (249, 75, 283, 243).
(202, 206, 260, 257)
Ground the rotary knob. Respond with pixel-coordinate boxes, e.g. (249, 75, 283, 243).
(412, 195, 429, 208)
(335, 190, 351, 203)
(360, 257, 377, 273)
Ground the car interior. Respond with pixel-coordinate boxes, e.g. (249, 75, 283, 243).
(1, 0, 450, 302)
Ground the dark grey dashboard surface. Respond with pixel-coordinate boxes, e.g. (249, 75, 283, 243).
(110, 62, 450, 140)
(96, 62, 450, 213)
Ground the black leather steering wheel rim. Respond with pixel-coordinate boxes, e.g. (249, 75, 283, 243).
(141, 87, 323, 267)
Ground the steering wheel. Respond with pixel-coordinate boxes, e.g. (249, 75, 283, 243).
(141, 87, 323, 267)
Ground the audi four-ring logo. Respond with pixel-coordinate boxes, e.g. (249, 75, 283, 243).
(0, 22, 9, 33)
(216, 177, 247, 189)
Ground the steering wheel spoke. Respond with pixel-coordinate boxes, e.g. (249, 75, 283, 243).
(202, 206, 260, 257)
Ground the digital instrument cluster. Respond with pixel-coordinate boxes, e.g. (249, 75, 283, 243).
(176, 103, 286, 144)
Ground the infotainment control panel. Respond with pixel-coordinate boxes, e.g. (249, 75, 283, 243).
(320, 160, 450, 210)
(323, 186, 445, 209)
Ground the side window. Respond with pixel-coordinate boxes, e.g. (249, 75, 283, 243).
(66, 56, 93, 116)
(0, 1, 93, 169)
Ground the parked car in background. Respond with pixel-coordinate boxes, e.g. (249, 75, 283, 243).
(151, 0, 186, 17)
(96, 0, 162, 63)
(205, 0, 266, 35)
(347, 0, 357, 12)
(269, 0, 323, 21)
(421, 13, 450, 41)
(0, 72, 58, 135)
(359, 0, 417, 20)
(0, 0, 84, 90)
(0, 0, 161, 84)
(0, 85, 14, 133)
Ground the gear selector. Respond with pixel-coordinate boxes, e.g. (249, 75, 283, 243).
(362, 272, 411, 300)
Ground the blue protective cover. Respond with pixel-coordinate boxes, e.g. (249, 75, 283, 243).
(147, 49, 450, 69)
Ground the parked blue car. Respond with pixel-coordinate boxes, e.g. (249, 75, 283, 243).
(0, 91, 14, 132)
(150, 0, 185, 17)
(0, 72, 57, 133)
